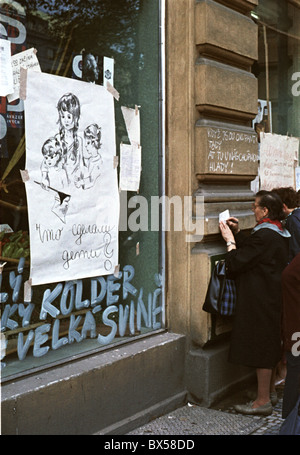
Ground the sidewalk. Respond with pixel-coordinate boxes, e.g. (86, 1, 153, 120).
(128, 385, 285, 436)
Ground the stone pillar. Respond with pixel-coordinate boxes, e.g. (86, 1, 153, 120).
(166, 0, 259, 340)
(166, 0, 197, 337)
(191, 0, 259, 346)
(166, 0, 259, 405)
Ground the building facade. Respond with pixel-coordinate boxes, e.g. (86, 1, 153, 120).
(1, 0, 299, 435)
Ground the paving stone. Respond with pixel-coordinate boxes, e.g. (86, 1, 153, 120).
(128, 385, 287, 436)
(128, 404, 264, 435)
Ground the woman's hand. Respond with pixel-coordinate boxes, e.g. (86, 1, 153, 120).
(226, 217, 240, 234)
(219, 221, 235, 243)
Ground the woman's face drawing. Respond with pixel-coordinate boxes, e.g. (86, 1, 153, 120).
(60, 109, 75, 131)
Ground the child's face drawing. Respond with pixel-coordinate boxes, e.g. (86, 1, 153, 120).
(85, 138, 97, 157)
(44, 152, 60, 167)
(60, 109, 75, 131)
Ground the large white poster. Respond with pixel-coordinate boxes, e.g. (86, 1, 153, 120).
(24, 71, 119, 285)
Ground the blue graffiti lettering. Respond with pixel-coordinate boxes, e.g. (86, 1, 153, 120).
(2, 259, 164, 364)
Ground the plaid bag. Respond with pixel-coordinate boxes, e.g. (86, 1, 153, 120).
(202, 259, 236, 316)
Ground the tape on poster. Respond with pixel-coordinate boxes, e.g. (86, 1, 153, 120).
(19, 67, 28, 100)
(106, 81, 120, 101)
(114, 264, 120, 277)
(20, 169, 30, 182)
(113, 156, 119, 169)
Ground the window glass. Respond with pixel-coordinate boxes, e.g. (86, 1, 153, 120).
(0, 0, 164, 380)
(253, 0, 300, 140)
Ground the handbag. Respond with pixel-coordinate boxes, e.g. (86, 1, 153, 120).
(202, 259, 236, 316)
(279, 396, 300, 435)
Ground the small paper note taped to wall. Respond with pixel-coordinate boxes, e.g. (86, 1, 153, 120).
(119, 143, 142, 192)
(8, 48, 41, 102)
(121, 106, 140, 146)
(0, 38, 14, 97)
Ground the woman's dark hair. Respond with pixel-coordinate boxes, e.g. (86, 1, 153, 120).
(272, 187, 298, 209)
(256, 190, 285, 220)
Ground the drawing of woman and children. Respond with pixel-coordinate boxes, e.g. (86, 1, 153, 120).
(39, 93, 103, 221)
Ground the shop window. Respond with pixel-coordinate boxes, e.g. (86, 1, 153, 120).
(251, 0, 300, 191)
(253, 0, 300, 141)
(0, 0, 165, 380)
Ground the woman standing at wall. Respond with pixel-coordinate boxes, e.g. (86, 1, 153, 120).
(219, 191, 290, 416)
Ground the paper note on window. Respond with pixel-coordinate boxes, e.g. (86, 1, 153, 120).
(0, 38, 14, 97)
(121, 106, 140, 146)
(103, 56, 114, 88)
(7, 48, 41, 102)
(260, 133, 299, 190)
(119, 143, 142, 192)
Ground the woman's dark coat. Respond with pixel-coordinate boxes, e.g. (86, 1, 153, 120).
(285, 207, 300, 262)
(225, 226, 289, 369)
